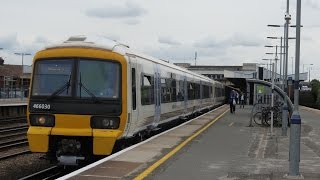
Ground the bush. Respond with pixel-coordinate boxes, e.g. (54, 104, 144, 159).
(310, 79, 320, 102)
(317, 89, 320, 108)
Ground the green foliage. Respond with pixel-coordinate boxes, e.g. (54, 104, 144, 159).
(317, 89, 320, 107)
(310, 79, 320, 102)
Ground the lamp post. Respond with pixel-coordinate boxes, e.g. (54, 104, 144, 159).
(265, 45, 286, 81)
(262, 58, 273, 80)
(0, 48, 3, 99)
(267, 36, 295, 89)
(302, 64, 313, 83)
(302, 63, 313, 73)
(14, 52, 31, 100)
(288, 0, 302, 177)
(194, 51, 197, 66)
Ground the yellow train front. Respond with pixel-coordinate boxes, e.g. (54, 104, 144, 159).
(27, 37, 129, 165)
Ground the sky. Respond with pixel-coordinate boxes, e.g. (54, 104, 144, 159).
(0, 0, 320, 79)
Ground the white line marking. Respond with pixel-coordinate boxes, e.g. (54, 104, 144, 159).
(229, 122, 234, 127)
(81, 174, 120, 178)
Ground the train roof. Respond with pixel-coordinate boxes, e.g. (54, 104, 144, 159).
(44, 35, 220, 84)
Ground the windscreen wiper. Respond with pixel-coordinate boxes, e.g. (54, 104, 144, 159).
(47, 74, 71, 101)
(79, 73, 102, 103)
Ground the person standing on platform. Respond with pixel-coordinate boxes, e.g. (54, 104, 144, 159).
(235, 92, 239, 104)
(229, 90, 236, 113)
(240, 93, 245, 108)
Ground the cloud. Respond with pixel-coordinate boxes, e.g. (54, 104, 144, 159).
(0, 34, 19, 50)
(158, 36, 181, 46)
(302, 36, 313, 41)
(124, 19, 140, 25)
(227, 33, 262, 47)
(145, 43, 226, 64)
(193, 33, 262, 49)
(34, 36, 50, 44)
(193, 37, 220, 48)
(305, 0, 320, 9)
(86, 1, 147, 19)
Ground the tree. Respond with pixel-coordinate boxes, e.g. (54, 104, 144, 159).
(310, 79, 320, 103)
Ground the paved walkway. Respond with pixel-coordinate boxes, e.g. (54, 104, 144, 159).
(149, 105, 320, 180)
(59, 105, 320, 180)
(0, 98, 27, 106)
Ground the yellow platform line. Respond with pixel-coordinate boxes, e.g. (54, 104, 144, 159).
(134, 108, 229, 180)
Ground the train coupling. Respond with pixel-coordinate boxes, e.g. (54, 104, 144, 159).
(57, 155, 85, 166)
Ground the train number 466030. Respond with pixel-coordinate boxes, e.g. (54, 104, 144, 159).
(32, 104, 51, 109)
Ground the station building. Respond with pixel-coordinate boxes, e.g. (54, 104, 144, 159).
(0, 60, 32, 98)
(174, 63, 308, 105)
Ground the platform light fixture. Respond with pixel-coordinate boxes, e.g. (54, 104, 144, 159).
(14, 52, 31, 100)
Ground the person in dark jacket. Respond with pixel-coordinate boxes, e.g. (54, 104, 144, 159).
(229, 90, 236, 113)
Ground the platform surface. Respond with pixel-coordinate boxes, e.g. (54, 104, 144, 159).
(60, 105, 320, 180)
(0, 98, 27, 106)
(148, 105, 320, 180)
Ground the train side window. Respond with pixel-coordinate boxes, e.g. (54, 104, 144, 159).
(188, 82, 195, 100)
(195, 83, 200, 99)
(177, 80, 184, 101)
(203, 85, 209, 98)
(141, 74, 154, 105)
(132, 68, 136, 110)
(171, 79, 177, 102)
(161, 78, 169, 103)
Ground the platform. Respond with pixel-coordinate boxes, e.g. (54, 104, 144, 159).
(59, 105, 320, 180)
(0, 98, 27, 106)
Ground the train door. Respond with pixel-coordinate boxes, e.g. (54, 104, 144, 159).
(200, 80, 203, 108)
(153, 64, 161, 128)
(183, 74, 188, 115)
(128, 57, 138, 135)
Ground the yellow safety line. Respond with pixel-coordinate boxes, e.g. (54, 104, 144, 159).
(134, 108, 229, 180)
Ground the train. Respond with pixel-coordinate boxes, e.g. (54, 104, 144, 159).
(27, 36, 225, 165)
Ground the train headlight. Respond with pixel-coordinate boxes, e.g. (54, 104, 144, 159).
(91, 116, 120, 129)
(29, 114, 55, 127)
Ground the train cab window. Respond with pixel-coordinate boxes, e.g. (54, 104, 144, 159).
(132, 68, 136, 110)
(32, 59, 73, 96)
(77, 60, 120, 99)
(141, 75, 154, 105)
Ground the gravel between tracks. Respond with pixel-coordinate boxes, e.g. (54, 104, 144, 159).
(0, 152, 53, 179)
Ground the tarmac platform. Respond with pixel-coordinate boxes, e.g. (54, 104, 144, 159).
(59, 105, 320, 180)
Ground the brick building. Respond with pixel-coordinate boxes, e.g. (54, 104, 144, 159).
(0, 61, 32, 98)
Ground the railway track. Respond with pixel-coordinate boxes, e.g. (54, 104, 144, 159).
(0, 138, 28, 150)
(0, 116, 27, 124)
(0, 125, 28, 133)
(0, 149, 31, 160)
(0, 122, 30, 160)
(19, 165, 78, 180)
(19, 165, 62, 180)
(0, 125, 28, 140)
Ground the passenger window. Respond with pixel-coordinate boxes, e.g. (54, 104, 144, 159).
(132, 68, 136, 110)
(141, 74, 154, 105)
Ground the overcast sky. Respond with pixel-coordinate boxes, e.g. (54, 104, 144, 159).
(0, 0, 320, 79)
